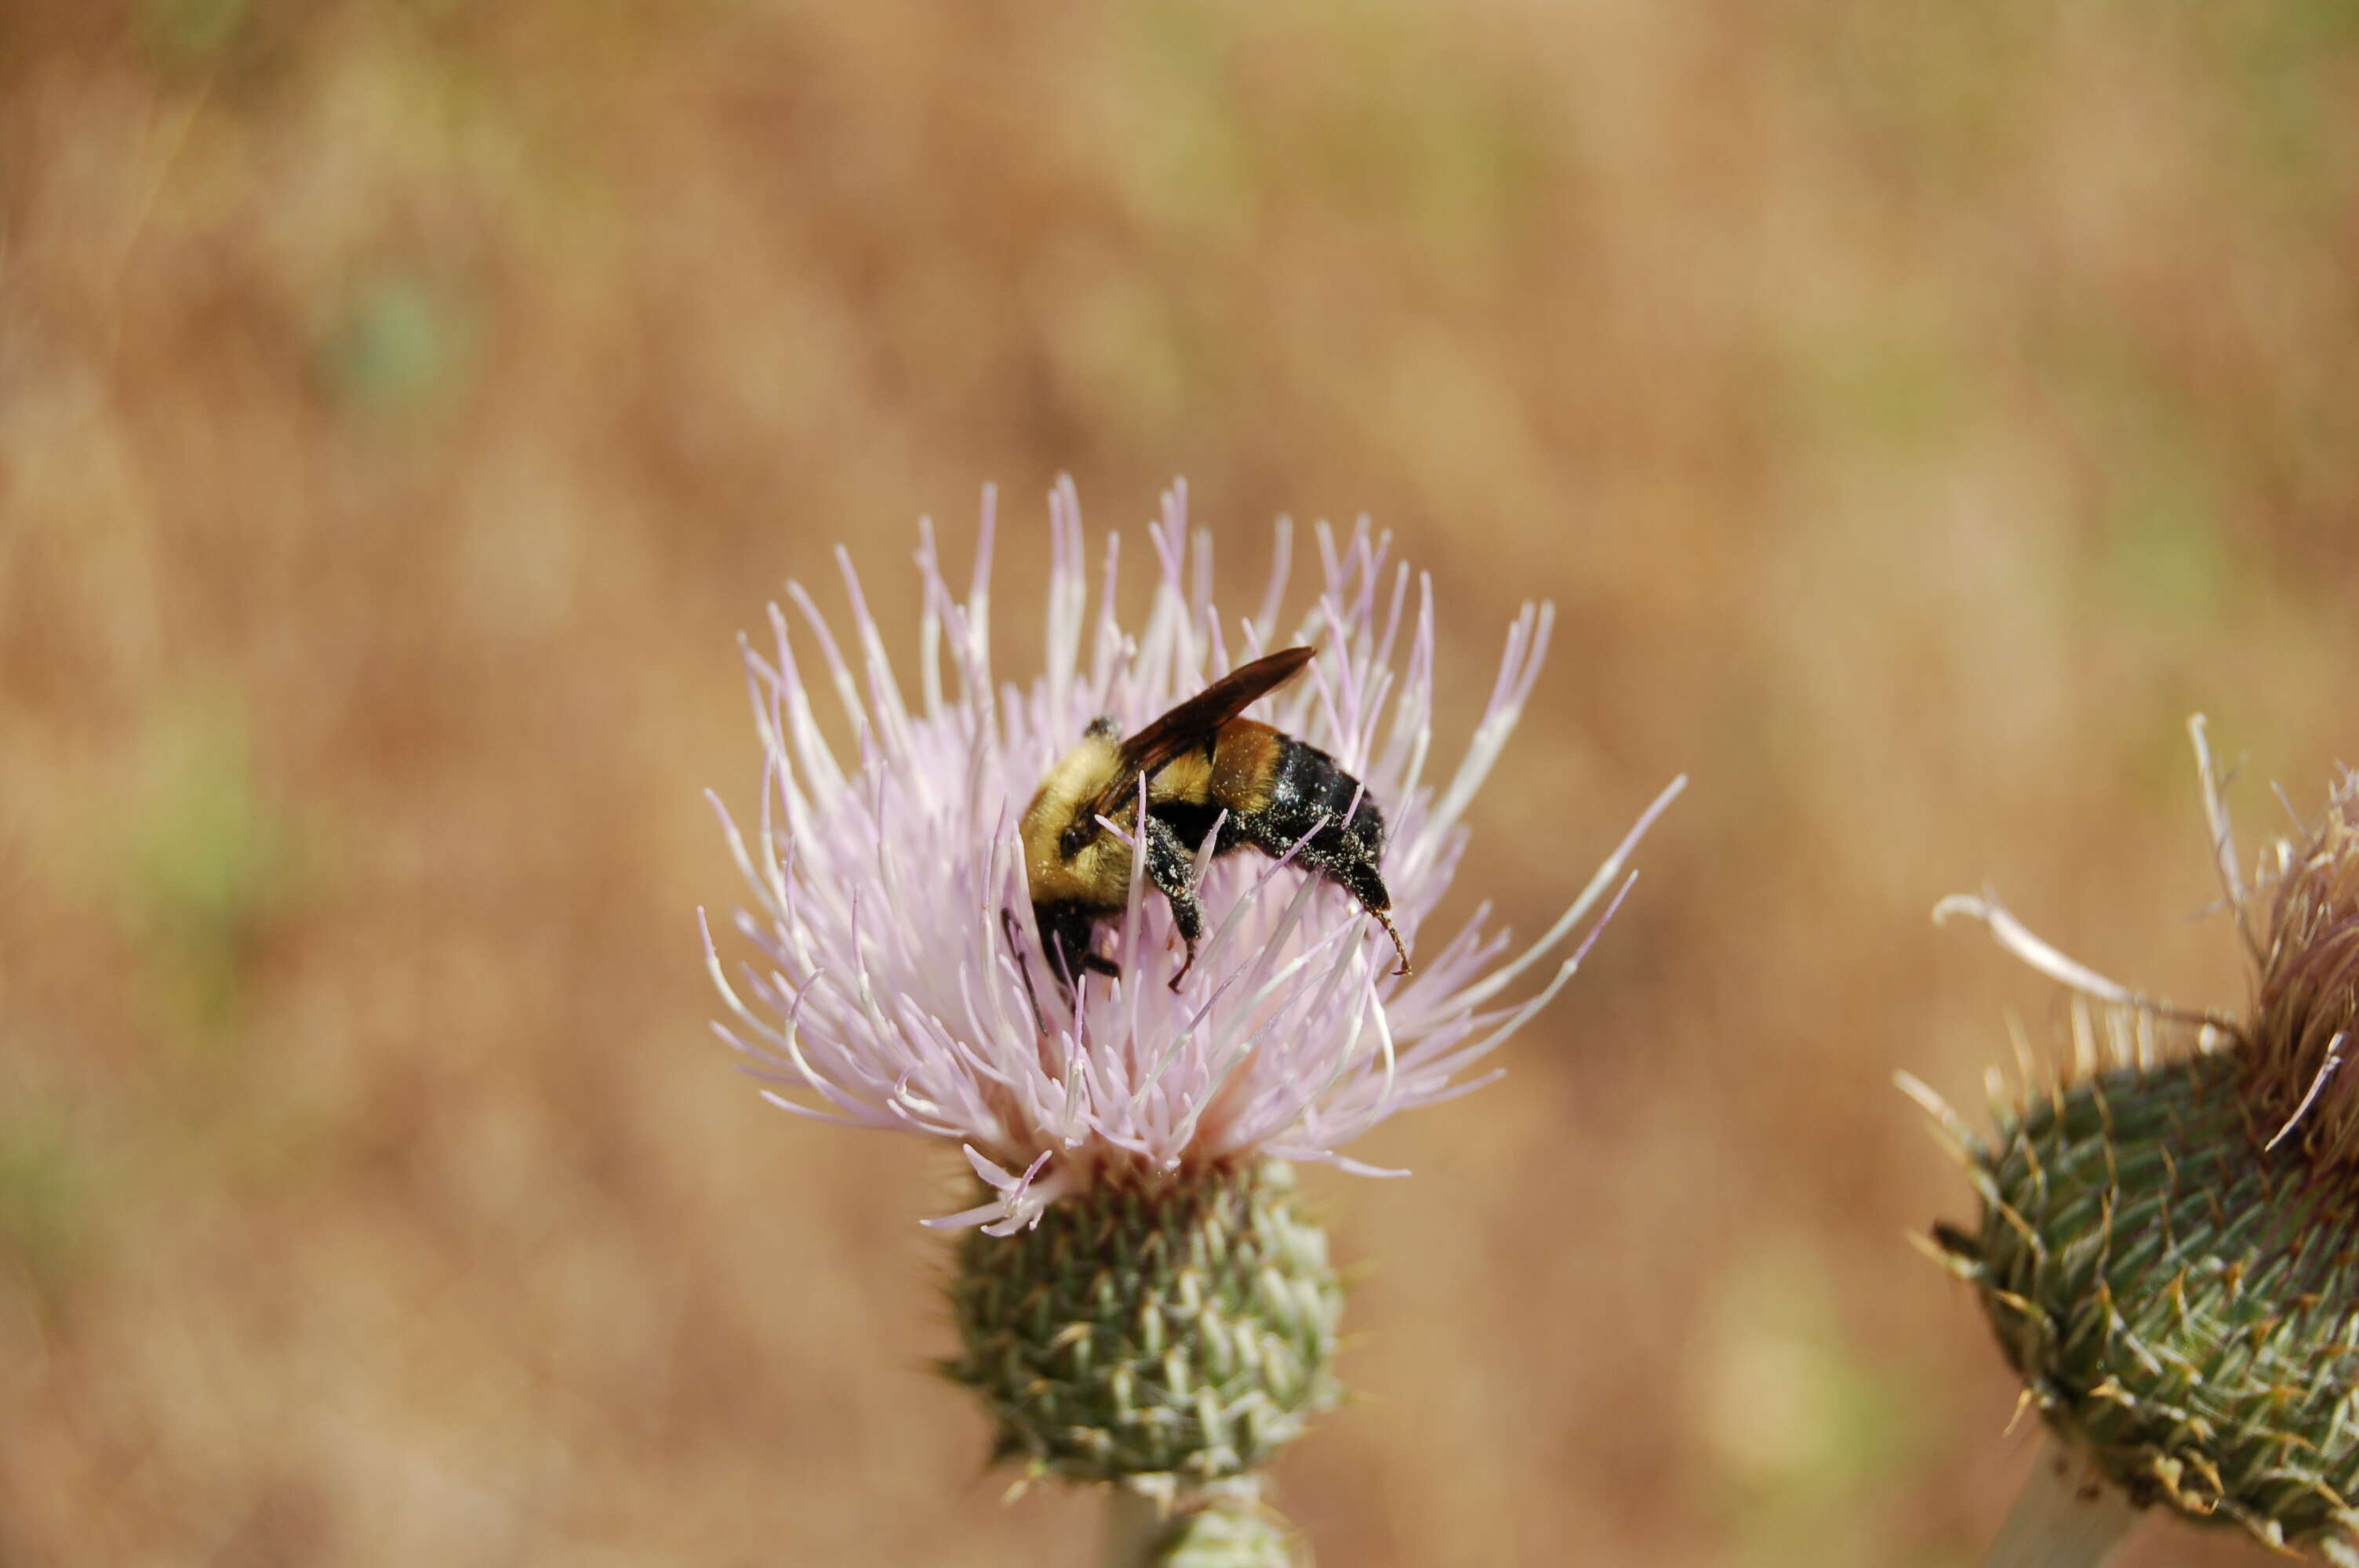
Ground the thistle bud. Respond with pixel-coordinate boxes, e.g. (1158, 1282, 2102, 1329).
(943, 1161, 1342, 1485)
(1920, 722, 2359, 1563)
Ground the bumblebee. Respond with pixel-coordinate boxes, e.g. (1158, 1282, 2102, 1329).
(1020, 646, 1411, 989)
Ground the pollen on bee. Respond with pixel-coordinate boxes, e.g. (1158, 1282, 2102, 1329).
(1207, 725, 1281, 815)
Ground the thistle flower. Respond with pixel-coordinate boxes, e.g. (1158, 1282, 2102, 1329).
(702, 479, 1678, 1550)
(1915, 719, 2359, 1566)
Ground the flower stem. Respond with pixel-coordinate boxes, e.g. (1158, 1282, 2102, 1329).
(1104, 1486, 1165, 1568)
(1985, 1438, 2140, 1568)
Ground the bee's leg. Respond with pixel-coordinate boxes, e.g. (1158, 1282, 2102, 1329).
(1001, 907, 1051, 1033)
(1332, 860, 1411, 976)
(1038, 901, 1117, 989)
(1369, 906, 1412, 977)
(1045, 927, 1085, 989)
(1285, 821, 1413, 978)
(1165, 902, 1208, 989)
(1143, 815, 1206, 989)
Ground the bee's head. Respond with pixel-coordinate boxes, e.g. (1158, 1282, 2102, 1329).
(1047, 716, 1125, 861)
(1023, 718, 1131, 881)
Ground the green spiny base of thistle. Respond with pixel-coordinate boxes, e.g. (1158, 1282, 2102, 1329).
(941, 1160, 1343, 1486)
(1939, 1051, 2359, 1554)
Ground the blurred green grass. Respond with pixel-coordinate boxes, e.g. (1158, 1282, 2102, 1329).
(127, 691, 289, 1036)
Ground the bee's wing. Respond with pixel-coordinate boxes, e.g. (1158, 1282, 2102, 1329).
(1092, 647, 1316, 816)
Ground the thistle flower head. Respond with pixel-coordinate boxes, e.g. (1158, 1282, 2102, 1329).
(703, 479, 1680, 1237)
(1922, 719, 2359, 1560)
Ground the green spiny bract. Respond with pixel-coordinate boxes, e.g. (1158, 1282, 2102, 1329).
(942, 1160, 1342, 1485)
(1937, 1049, 2359, 1555)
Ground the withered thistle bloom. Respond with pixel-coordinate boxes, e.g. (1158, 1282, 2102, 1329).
(1915, 718, 2359, 1566)
(703, 480, 1679, 1558)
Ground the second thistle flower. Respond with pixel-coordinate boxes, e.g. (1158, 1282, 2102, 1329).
(1922, 720, 2359, 1561)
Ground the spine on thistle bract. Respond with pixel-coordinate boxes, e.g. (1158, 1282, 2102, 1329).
(1921, 727, 2359, 1562)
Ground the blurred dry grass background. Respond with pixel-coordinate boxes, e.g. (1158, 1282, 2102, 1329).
(5, 2, 2359, 1563)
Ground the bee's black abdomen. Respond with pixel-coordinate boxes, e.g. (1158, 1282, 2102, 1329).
(1259, 737, 1387, 859)
(1148, 735, 1398, 935)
